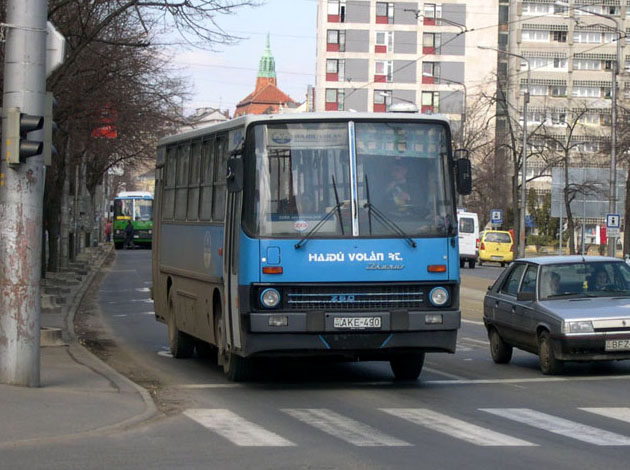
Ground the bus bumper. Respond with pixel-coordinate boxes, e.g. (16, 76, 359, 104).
(244, 310, 460, 356)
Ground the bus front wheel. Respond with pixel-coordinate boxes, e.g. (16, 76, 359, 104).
(214, 305, 253, 382)
(389, 353, 425, 381)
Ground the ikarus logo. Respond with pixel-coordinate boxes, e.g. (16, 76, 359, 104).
(271, 132, 292, 145)
(330, 295, 356, 303)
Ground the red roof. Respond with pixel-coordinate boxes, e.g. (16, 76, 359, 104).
(234, 81, 296, 117)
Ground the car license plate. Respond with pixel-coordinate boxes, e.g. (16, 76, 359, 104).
(333, 316, 382, 329)
(605, 339, 630, 351)
(491, 255, 503, 260)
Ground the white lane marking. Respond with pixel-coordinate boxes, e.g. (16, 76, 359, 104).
(157, 351, 173, 358)
(423, 375, 630, 386)
(581, 407, 630, 424)
(481, 408, 630, 446)
(183, 409, 295, 447)
(135, 287, 151, 292)
(423, 367, 468, 381)
(177, 384, 241, 389)
(462, 319, 484, 326)
(461, 337, 490, 346)
(381, 408, 535, 447)
(113, 314, 127, 318)
(283, 409, 411, 447)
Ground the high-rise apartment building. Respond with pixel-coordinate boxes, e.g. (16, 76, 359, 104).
(315, 0, 499, 138)
(500, 0, 627, 218)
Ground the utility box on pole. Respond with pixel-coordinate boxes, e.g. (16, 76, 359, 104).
(0, 0, 48, 387)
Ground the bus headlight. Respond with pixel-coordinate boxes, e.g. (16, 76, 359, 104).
(429, 287, 449, 307)
(260, 288, 281, 309)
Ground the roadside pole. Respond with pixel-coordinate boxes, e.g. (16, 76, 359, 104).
(0, 0, 48, 386)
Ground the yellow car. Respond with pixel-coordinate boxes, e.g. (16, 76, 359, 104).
(478, 230, 514, 267)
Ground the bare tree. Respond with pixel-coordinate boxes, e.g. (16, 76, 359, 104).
(34, 0, 260, 270)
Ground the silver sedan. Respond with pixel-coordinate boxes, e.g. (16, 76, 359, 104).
(483, 256, 630, 374)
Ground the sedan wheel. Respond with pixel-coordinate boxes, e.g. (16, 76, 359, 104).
(489, 328, 513, 364)
(538, 331, 562, 375)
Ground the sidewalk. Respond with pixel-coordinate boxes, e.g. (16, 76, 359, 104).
(0, 245, 156, 449)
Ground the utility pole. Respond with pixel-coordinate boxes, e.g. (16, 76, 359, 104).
(0, 0, 48, 387)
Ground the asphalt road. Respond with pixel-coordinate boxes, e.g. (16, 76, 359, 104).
(6, 251, 630, 470)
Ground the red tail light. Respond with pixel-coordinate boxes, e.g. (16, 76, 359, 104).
(476, 238, 480, 248)
(480, 242, 485, 250)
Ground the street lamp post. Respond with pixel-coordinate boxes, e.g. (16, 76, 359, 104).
(556, 1, 620, 256)
(479, 46, 530, 258)
(433, 75, 467, 147)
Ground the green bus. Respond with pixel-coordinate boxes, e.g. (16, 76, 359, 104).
(112, 191, 154, 249)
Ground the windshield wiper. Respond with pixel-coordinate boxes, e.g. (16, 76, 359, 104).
(295, 176, 344, 249)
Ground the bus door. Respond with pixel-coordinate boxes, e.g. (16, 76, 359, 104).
(222, 134, 243, 351)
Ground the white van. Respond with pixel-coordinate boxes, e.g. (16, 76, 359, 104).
(457, 210, 479, 269)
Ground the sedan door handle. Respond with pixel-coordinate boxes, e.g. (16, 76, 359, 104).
(511, 306, 516, 313)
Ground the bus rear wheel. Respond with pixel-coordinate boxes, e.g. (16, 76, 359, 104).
(214, 305, 253, 382)
(389, 353, 425, 381)
(167, 291, 194, 359)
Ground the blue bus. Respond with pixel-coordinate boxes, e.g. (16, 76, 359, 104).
(152, 112, 471, 381)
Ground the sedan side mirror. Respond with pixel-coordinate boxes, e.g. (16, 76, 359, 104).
(517, 291, 535, 302)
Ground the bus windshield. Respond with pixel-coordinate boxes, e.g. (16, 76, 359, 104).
(244, 121, 454, 238)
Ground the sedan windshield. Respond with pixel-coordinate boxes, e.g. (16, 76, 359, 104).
(540, 262, 630, 300)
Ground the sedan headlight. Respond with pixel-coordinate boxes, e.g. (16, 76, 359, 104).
(562, 320, 594, 334)
(429, 287, 449, 307)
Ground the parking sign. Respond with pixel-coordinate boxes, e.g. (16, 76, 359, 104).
(491, 209, 503, 225)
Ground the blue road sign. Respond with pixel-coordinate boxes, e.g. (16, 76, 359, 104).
(491, 209, 503, 225)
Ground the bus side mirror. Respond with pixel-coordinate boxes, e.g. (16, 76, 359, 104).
(455, 149, 472, 196)
(227, 158, 243, 193)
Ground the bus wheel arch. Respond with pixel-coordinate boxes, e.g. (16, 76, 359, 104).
(167, 287, 194, 359)
(213, 294, 252, 382)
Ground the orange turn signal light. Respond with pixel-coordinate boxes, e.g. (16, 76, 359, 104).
(428, 264, 447, 273)
(262, 266, 283, 274)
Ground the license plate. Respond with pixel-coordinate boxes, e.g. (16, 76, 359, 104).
(333, 316, 382, 330)
(605, 339, 630, 351)
(491, 255, 503, 260)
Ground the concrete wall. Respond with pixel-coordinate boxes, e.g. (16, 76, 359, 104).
(346, 0, 370, 23)
(393, 60, 416, 83)
(394, 31, 417, 54)
(346, 29, 369, 52)
(345, 58, 369, 82)
(345, 88, 368, 112)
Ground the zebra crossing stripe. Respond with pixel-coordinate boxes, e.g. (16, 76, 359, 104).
(580, 407, 630, 424)
(481, 408, 630, 446)
(380, 408, 535, 447)
(183, 409, 295, 447)
(283, 408, 411, 447)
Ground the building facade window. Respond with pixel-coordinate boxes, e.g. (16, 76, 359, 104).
(375, 31, 393, 53)
(421, 91, 439, 113)
(572, 86, 601, 98)
(423, 33, 440, 54)
(574, 59, 601, 70)
(327, 0, 347, 23)
(327, 29, 346, 52)
(552, 31, 567, 42)
(376, 2, 394, 24)
(374, 60, 393, 82)
(422, 62, 440, 83)
(522, 30, 549, 42)
(551, 85, 567, 96)
(374, 89, 391, 112)
(573, 31, 602, 44)
(423, 3, 442, 25)
(326, 59, 345, 81)
(325, 88, 344, 111)
(522, 3, 554, 15)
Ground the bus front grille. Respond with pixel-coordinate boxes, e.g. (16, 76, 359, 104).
(285, 285, 425, 311)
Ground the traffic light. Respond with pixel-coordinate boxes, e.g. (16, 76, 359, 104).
(43, 92, 58, 166)
(4, 107, 44, 164)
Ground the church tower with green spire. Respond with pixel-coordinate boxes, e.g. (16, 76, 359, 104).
(255, 33, 277, 89)
(234, 33, 296, 117)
